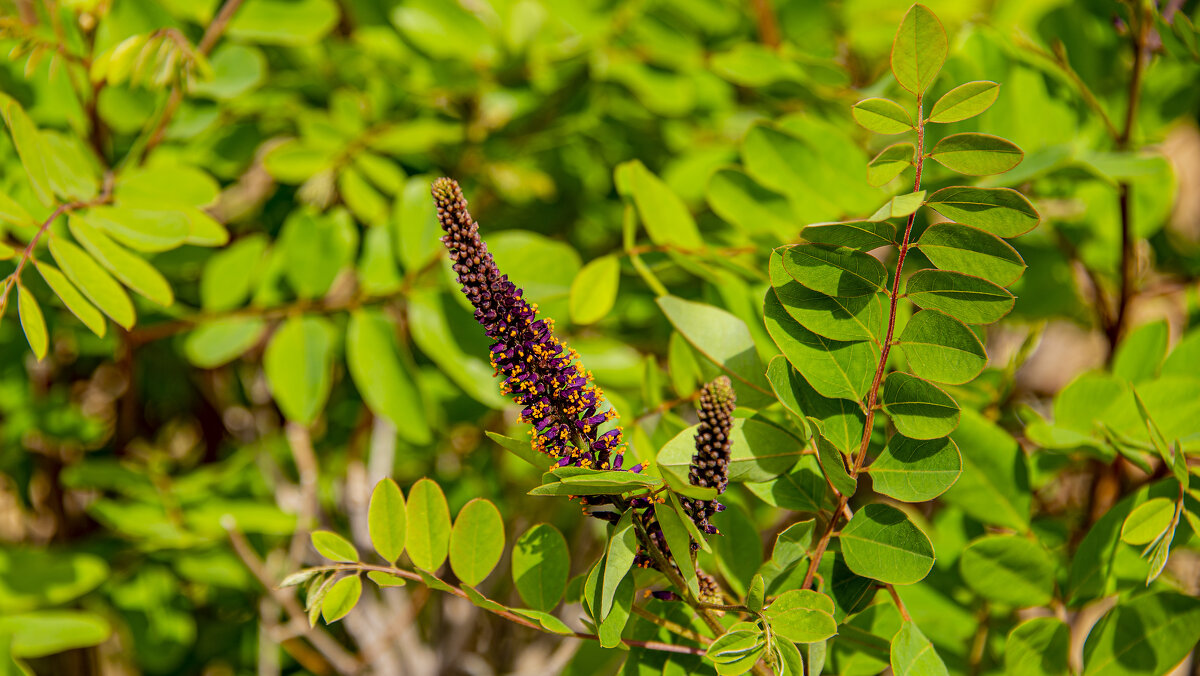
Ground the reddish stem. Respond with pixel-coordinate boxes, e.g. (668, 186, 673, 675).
(802, 91, 927, 590)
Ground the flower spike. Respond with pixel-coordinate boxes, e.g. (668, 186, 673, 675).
(431, 178, 627, 469)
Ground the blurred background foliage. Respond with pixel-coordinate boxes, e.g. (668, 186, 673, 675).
(0, 0, 1198, 674)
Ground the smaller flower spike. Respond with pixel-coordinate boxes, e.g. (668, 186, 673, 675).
(683, 376, 736, 534)
(431, 178, 627, 470)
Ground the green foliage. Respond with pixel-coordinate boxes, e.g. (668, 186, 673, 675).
(2, 0, 1199, 674)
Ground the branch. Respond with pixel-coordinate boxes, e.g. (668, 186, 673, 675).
(138, 0, 246, 160)
(290, 563, 707, 656)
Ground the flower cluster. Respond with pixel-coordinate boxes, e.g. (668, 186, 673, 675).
(431, 178, 628, 470)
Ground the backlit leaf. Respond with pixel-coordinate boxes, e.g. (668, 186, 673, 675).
(1005, 618, 1069, 676)
(346, 310, 431, 443)
(368, 478, 406, 563)
(17, 285, 47, 360)
(263, 316, 334, 425)
(570, 254, 620, 325)
(69, 215, 173, 306)
(917, 223, 1025, 286)
(929, 134, 1023, 176)
(449, 498, 505, 587)
(959, 535, 1055, 607)
(890, 621, 948, 676)
(406, 478, 451, 571)
(868, 143, 914, 186)
(905, 269, 1014, 324)
(869, 435, 961, 502)
(512, 524, 569, 611)
(928, 81, 1000, 123)
(48, 237, 135, 329)
(1082, 593, 1200, 676)
(881, 372, 960, 440)
(311, 531, 358, 563)
(321, 576, 361, 624)
(782, 243, 887, 298)
(898, 309, 987, 385)
(925, 186, 1039, 238)
(890, 4, 947, 94)
(852, 98, 913, 134)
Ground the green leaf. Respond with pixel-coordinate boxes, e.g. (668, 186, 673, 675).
(706, 168, 796, 239)
(959, 535, 1055, 607)
(368, 479, 406, 563)
(765, 356, 865, 454)
(890, 621, 948, 676)
(48, 237, 135, 329)
(1120, 498, 1174, 545)
(321, 576, 362, 624)
(653, 501, 698, 596)
(1112, 320, 1168, 383)
(228, 0, 339, 45)
(367, 571, 407, 587)
(34, 263, 106, 338)
(311, 531, 358, 563)
(869, 191, 925, 221)
(0, 549, 108, 613)
(570, 254, 620, 325)
(764, 289, 878, 401)
(852, 98, 913, 134)
(263, 316, 334, 425)
(765, 589, 838, 643)
(346, 310, 431, 444)
(813, 425, 856, 498)
(782, 243, 887, 298)
(905, 270, 1014, 324)
(658, 417, 804, 486)
(1005, 618, 1069, 676)
(183, 317, 267, 368)
(917, 223, 1025, 287)
(771, 519, 816, 568)
(746, 575, 765, 612)
(746, 456, 828, 513)
(868, 143, 914, 186)
(510, 608, 574, 635)
(868, 435, 961, 502)
(802, 220, 896, 251)
(943, 410, 1031, 532)
(706, 628, 766, 673)
(339, 167, 388, 225)
(839, 504, 935, 585)
(770, 250, 882, 342)
(486, 431, 546, 471)
(69, 215, 173, 306)
(199, 234, 268, 312)
(657, 295, 771, 398)
(1082, 592, 1200, 676)
(83, 206, 189, 252)
(17, 285, 47, 361)
(601, 510, 638, 619)
(0, 95, 54, 206)
(928, 134, 1024, 176)
(881, 373, 960, 440)
(624, 160, 702, 249)
(115, 165, 218, 210)
(928, 81, 1000, 123)
(890, 4, 947, 94)
(512, 524, 569, 611)
(279, 208, 357, 300)
(898, 309, 987, 385)
(712, 503, 763, 596)
(925, 186, 1039, 238)
(406, 478, 451, 571)
(0, 610, 111, 658)
(449, 498, 505, 587)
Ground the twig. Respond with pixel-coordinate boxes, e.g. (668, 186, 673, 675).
(138, 0, 245, 160)
(748, 0, 780, 47)
(291, 563, 707, 656)
(884, 585, 911, 622)
(630, 604, 709, 644)
(286, 422, 321, 565)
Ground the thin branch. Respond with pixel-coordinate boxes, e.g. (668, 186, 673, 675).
(884, 584, 911, 622)
(748, 0, 780, 48)
(138, 0, 246, 160)
(291, 563, 707, 656)
(630, 605, 709, 645)
(286, 422, 321, 565)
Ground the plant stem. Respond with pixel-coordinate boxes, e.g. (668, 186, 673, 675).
(1108, 5, 1150, 356)
(288, 562, 708, 656)
(802, 91, 928, 591)
(885, 584, 911, 622)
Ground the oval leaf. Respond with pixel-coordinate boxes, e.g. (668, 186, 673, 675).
(1120, 497, 1174, 545)
(929, 133, 1024, 176)
(1006, 618, 1070, 676)
(69, 215, 173, 306)
(906, 269, 1014, 324)
(891, 621, 948, 676)
(918, 223, 1025, 286)
(928, 81, 1000, 123)
(321, 576, 362, 624)
(263, 316, 334, 425)
(960, 535, 1055, 607)
(770, 249, 882, 342)
(898, 309, 987, 385)
(925, 186, 1039, 238)
(406, 478, 451, 571)
(512, 524, 570, 611)
(890, 4, 947, 94)
(570, 254, 620, 325)
(48, 237, 135, 329)
(17, 285, 47, 360)
(869, 435, 961, 502)
(782, 243, 888, 298)
(368, 478, 406, 563)
(764, 289, 878, 402)
(1082, 592, 1200, 676)
(311, 531, 358, 563)
(868, 143, 914, 186)
(840, 503, 935, 585)
(34, 263, 106, 337)
(852, 98, 913, 134)
(449, 498, 505, 587)
(764, 589, 838, 643)
(881, 372, 961, 440)
(346, 310, 431, 444)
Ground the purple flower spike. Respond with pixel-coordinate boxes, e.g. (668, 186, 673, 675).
(432, 178, 628, 470)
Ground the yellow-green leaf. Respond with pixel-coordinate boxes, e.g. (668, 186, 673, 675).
(48, 237, 135, 329)
(890, 4, 947, 95)
(17, 285, 47, 360)
(34, 262, 106, 337)
(69, 215, 173, 306)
